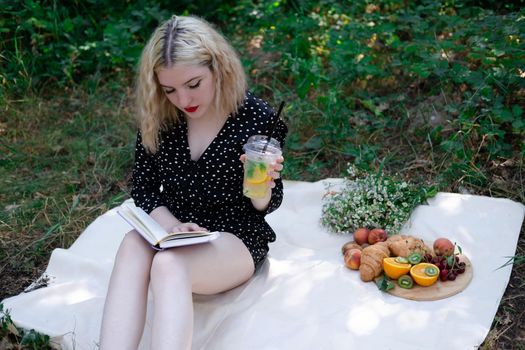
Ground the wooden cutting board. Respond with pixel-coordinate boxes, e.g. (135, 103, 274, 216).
(381, 254, 473, 301)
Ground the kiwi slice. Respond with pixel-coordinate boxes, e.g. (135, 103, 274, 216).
(408, 252, 422, 265)
(398, 275, 414, 289)
(424, 266, 439, 277)
(395, 256, 409, 264)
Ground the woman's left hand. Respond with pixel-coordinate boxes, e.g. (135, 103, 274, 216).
(267, 155, 284, 189)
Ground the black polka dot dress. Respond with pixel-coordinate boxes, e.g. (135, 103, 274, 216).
(131, 92, 288, 266)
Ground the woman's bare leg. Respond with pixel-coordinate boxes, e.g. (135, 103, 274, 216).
(149, 232, 255, 350)
(99, 230, 156, 349)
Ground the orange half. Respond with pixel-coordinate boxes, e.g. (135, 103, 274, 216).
(383, 257, 411, 279)
(410, 263, 439, 287)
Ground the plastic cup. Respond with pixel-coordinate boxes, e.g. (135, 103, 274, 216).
(242, 135, 282, 199)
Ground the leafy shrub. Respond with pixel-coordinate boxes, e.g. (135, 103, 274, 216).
(218, 0, 525, 191)
(0, 0, 237, 95)
(1, 0, 523, 191)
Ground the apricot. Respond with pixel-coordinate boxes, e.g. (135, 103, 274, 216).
(368, 228, 388, 245)
(353, 227, 370, 245)
(433, 238, 455, 256)
(344, 249, 361, 270)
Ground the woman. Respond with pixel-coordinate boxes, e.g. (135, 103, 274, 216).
(99, 15, 287, 349)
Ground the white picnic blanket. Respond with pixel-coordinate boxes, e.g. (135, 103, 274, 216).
(2, 179, 524, 350)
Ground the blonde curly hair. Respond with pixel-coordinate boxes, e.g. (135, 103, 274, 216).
(135, 15, 247, 153)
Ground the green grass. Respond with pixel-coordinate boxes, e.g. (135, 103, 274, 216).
(0, 84, 135, 289)
(1, 303, 53, 348)
(1, 0, 524, 348)
(1, 83, 136, 346)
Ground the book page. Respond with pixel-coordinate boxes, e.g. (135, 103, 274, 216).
(159, 232, 220, 249)
(118, 203, 220, 248)
(161, 230, 216, 242)
(118, 204, 168, 245)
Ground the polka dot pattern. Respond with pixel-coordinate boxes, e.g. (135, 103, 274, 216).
(131, 92, 288, 265)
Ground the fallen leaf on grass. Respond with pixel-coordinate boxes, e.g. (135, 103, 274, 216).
(4, 204, 21, 212)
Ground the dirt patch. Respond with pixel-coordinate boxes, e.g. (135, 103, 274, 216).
(0, 265, 46, 301)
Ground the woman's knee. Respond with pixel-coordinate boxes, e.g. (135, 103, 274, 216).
(150, 250, 189, 286)
(115, 230, 155, 264)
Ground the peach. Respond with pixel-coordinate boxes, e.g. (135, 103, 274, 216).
(341, 241, 362, 255)
(368, 228, 388, 244)
(344, 249, 362, 270)
(433, 238, 455, 256)
(353, 227, 370, 245)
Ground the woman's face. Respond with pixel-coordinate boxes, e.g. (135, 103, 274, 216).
(157, 64, 216, 120)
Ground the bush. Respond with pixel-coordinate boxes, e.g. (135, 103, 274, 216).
(0, 0, 237, 96)
(218, 0, 525, 190)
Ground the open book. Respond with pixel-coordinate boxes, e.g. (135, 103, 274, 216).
(117, 203, 219, 249)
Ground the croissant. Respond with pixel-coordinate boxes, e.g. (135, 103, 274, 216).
(359, 242, 390, 282)
(387, 235, 432, 257)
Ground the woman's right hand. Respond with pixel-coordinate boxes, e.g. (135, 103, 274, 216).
(170, 222, 208, 233)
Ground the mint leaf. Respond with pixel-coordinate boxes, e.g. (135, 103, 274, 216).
(376, 274, 394, 292)
(245, 161, 256, 178)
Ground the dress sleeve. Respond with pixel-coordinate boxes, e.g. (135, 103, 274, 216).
(264, 114, 288, 215)
(130, 131, 165, 214)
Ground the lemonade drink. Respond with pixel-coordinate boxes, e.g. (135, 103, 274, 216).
(242, 135, 282, 199)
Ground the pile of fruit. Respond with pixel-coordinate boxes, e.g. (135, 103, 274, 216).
(342, 227, 468, 290)
(424, 239, 467, 282)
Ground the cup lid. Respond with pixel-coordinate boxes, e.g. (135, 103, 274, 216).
(243, 135, 281, 155)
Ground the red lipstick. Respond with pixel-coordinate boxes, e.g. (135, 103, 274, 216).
(184, 106, 198, 113)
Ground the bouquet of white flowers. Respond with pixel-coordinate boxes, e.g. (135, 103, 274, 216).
(321, 164, 437, 234)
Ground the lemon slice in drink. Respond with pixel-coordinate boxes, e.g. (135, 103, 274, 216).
(246, 161, 268, 184)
